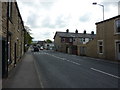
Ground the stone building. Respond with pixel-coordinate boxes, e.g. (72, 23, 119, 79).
(1, 1, 25, 78)
(54, 29, 95, 55)
(86, 15, 120, 61)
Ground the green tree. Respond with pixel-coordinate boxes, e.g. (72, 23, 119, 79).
(24, 26, 33, 45)
(45, 39, 52, 43)
(24, 26, 33, 52)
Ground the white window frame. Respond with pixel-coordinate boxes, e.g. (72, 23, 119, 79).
(115, 40, 120, 60)
(69, 38, 72, 42)
(83, 38, 85, 42)
(114, 19, 120, 34)
(97, 40, 104, 54)
(8, 2, 12, 19)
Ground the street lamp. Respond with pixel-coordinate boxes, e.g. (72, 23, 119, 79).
(92, 2, 104, 20)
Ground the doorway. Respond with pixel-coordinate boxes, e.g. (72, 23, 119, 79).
(116, 42, 120, 60)
(2, 39, 8, 78)
(14, 43, 17, 66)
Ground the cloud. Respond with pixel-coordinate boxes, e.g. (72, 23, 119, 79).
(40, 2, 55, 10)
(41, 16, 55, 28)
(55, 15, 71, 28)
(100, 0, 119, 13)
(17, 0, 119, 41)
(79, 13, 92, 22)
(26, 13, 40, 28)
(40, 15, 71, 29)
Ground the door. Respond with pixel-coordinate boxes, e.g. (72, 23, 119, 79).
(117, 43, 120, 60)
(2, 40, 8, 78)
(14, 43, 16, 65)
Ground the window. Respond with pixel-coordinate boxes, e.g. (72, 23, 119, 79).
(73, 38, 75, 41)
(8, 2, 12, 20)
(61, 38, 65, 42)
(115, 19, 120, 33)
(119, 44, 120, 53)
(83, 38, 85, 42)
(98, 40, 104, 54)
(69, 38, 72, 42)
(80, 38, 82, 42)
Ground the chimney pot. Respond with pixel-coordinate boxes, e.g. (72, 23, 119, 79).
(91, 31, 94, 35)
(84, 30, 86, 34)
(75, 29, 78, 33)
(66, 29, 69, 33)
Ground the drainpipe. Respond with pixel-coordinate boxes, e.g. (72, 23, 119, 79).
(5, 2, 10, 78)
(24, 29, 26, 52)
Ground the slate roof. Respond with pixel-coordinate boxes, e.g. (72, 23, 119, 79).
(53, 32, 96, 39)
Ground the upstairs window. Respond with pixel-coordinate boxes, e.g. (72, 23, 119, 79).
(115, 19, 120, 34)
(69, 38, 72, 42)
(80, 38, 82, 42)
(61, 38, 65, 42)
(83, 38, 85, 42)
(8, 2, 12, 21)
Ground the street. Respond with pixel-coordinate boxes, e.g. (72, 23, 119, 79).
(31, 50, 120, 88)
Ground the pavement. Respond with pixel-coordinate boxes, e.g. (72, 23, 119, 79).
(2, 49, 41, 88)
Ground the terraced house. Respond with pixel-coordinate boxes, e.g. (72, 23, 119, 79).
(0, 1, 25, 78)
(54, 29, 96, 55)
(86, 15, 120, 61)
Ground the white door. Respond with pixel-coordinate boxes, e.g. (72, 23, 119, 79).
(117, 43, 120, 60)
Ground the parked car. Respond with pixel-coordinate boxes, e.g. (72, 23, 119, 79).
(40, 46, 43, 50)
(33, 47, 39, 52)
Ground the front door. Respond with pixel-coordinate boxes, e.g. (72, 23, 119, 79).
(14, 43, 17, 66)
(2, 40, 8, 78)
(117, 43, 120, 60)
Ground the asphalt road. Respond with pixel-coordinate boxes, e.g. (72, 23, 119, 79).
(31, 50, 120, 88)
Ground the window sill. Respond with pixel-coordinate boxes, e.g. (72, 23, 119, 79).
(115, 33, 120, 35)
(99, 53, 104, 55)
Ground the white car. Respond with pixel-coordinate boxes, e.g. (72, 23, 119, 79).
(40, 47, 43, 50)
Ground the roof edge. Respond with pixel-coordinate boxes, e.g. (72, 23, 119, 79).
(95, 15, 120, 25)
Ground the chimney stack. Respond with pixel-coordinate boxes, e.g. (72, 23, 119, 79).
(75, 29, 78, 33)
(83, 30, 86, 34)
(91, 31, 94, 35)
(66, 29, 69, 33)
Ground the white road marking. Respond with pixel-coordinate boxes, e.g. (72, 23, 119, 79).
(91, 68, 120, 79)
(47, 54, 81, 66)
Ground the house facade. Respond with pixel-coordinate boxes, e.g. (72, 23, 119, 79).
(54, 29, 95, 55)
(1, 1, 25, 78)
(86, 15, 120, 61)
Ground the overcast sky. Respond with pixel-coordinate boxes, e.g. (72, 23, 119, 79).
(17, 0, 120, 41)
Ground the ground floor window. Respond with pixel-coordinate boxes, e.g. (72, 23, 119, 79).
(115, 41, 120, 60)
(98, 40, 104, 54)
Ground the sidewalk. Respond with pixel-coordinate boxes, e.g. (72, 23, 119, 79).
(2, 50, 41, 88)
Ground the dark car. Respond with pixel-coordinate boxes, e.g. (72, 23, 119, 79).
(33, 47, 39, 52)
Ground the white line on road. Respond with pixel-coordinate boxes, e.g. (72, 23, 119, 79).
(91, 68, 120, 79)
(43, 53, 81, 66)
(48, 54, 81, 66)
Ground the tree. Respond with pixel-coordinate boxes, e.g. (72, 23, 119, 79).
(24, 26, 33, 45)
(45, 39, 52, 43)
(24, 26, 33, 52)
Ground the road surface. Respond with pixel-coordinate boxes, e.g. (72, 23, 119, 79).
(31, 50, 120, 88)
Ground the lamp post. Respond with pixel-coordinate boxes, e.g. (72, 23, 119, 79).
(93, 2, 104, 21)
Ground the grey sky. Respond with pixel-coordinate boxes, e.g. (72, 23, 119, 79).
(17, 0, 120, 41)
